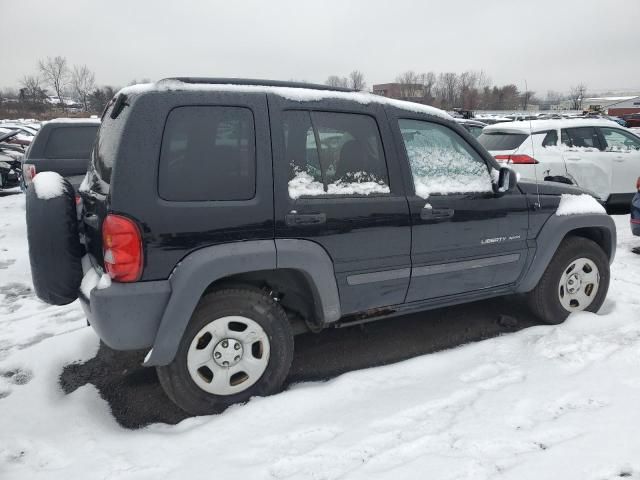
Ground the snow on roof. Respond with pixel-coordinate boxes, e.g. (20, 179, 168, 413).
(47, 118, 101, 125)
(484, 118, 620, 134)
(117, 79, 452, 120)
(585, 96, 639, 102)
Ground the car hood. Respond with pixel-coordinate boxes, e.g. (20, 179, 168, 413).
(518, 179, 594, 197)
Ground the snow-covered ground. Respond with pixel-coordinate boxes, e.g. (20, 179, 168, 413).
(1, 191, 640, 480)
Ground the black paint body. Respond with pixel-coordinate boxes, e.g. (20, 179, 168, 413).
(80, 87, 590, 324)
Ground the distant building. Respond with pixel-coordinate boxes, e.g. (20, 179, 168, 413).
(372, 83, 426, 101)
(584, 96, 640, 116)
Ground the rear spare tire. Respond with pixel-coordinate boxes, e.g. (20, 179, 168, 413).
(26, 172, 84, 305)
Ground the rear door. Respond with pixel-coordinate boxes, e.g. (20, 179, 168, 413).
(561, 126, 610, 200)
(597, 126, 640, 196)
(270, 96, 411, 315)
(390, 114, 530, 302)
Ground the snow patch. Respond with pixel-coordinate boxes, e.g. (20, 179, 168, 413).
(32, 171, 65, 200)
(556, 194, 606, 216)
(288, 169, 390, 199)
(406, 144, 492, 198)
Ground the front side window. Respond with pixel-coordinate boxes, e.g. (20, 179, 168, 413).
(562, 127, 603, 150)
(284, 111, 390, 199)
(399, 119, 492, 198)
(159, 106, 255, 201)
(599, 127, 640, 152)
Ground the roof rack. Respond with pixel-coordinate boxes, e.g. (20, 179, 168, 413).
(164, 77, 354, 93)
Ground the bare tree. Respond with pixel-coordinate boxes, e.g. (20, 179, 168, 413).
(348, 70, 366, 91)
(325, 75, 349, 88)
(419, 72, 436, 102)
(396, 71, 424, 99)
(19, 75, 47, 103)
(39, 56, 70, 110)
(435, 72, 459, 109)
(520, 90, 537, 110)
(72, 65, 96, 111)
(569, 84, 587, 110)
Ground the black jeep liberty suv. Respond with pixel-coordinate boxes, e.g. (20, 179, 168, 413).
(25, 78, 616, 415)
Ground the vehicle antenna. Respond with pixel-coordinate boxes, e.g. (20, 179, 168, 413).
(525, 80, 541, 209)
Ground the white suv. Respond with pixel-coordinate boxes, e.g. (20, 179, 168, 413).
(477, 119, 640, 205)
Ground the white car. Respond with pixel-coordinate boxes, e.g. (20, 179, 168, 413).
(477, 119, 640, 205)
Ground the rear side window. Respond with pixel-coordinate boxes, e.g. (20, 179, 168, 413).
(477, 132, 527, 150)
(541, 130, 558, 147)
(284, 111, 390, 199)
(562, 127, 603, 150)
(159, 106, 256, 201)
(43, 126, 98, 159)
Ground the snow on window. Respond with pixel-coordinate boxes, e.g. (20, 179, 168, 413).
(32, 171, 66, 200)
(288, 168, 389, 199)
(556, 194, 606, 216)
(400, 120, 492, 199)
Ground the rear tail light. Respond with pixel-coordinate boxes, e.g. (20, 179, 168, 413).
(636, 177, 640, 191)
(102, 214, 143, 282)
(24, 164, 37, 184)
(494, 154, 539, 164)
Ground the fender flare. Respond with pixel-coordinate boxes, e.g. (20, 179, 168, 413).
(516, 213, 616, 293)
(144, 239, 340, 366)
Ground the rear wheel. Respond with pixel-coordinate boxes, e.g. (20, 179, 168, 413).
(527, 236, 609, 324)
(156, 288, 294, 415)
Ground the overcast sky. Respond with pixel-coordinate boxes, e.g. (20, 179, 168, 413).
(3, 0, 639, 95)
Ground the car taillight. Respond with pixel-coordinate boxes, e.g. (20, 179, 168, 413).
(637, 177, 640, 191)
(102, 214, 143, 282)
(24, 164, 37, 184)
(494, 154, 538, 164)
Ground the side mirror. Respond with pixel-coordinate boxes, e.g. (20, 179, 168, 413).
(495, 167, 517, 195)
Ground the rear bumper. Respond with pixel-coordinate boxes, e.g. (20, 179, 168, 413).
(80, 280, 171, 350)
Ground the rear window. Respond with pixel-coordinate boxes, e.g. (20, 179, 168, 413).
(158, 106, 256, 201)
(43, 126, 98, 159)
(477, 132, 527, 150)
(89, 112, 124, 189)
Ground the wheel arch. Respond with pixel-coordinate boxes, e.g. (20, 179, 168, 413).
(517, 213, 616, 293)
(144, 239, 340, 366)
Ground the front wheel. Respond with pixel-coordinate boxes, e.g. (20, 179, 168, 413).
(157, 287, 294, 415)
(527, 236, 610, 325)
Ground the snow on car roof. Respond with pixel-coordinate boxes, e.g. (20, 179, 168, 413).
(47, 118, 101, 125)
(118, 79, 452, 120)
(483, 118, 620, 134)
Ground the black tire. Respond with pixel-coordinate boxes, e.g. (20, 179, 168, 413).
(527, 236, 610, 325)
(156, 288, 294, 415)
(25, 176, 84, 305)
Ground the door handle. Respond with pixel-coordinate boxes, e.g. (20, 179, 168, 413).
(566, 157, 581, 161)
(420, 207, 454, 220)
(614, 156, 625, 162)
(285, 212, 326, 226)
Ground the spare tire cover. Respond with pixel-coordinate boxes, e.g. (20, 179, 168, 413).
(26, 176, 84, 305)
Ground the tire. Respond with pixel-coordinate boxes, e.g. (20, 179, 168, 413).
(25, 176, 84, 305)
(527, 236, 610, 325)
(156, 288, 294, 415)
